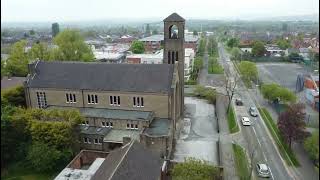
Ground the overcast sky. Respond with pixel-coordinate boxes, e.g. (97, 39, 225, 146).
(1, 0, 319, 22)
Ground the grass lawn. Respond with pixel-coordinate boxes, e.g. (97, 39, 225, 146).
(258, 107, 300, 166)
(227, 106, 239, 133)
(2, 162, 58, 180)
(232, 143, 250, 179)
(208, 56, 224, 74)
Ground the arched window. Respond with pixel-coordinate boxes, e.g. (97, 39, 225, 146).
(168, 51, 171, 64)
(169, 25, 179, 39)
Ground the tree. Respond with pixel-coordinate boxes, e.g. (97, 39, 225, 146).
(53, 29, 94, 61)
(278, 103, 308, 149)
(304, 130, 319, 165)
(193, 30, 198, 36)
(238, 61, 258, 85)
(29, 42, 51, 61)
(1, 60, 5, 78)
(207, 36, 217, 56)
(52, 23, 60, 37)
(130, 40, 145, 54)
(227, 38, 239, 48)
(27, 142, 72, 172)
(276, 39, 291, 50)
(197, 38, 206, 56)
(261, 83, 296, 103)
(230, 47, 241, 61)
(193, 85, 216, 104)
(5, 40, 29, 76)
(225, 76, 238, 112)
(171, 157, 219, 180)
(29, 29, 35, 36)
(252, 41, 266, 57)
(1, 85, 26, 107)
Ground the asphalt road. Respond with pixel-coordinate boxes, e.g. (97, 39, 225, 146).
(218, 43, 295, 180)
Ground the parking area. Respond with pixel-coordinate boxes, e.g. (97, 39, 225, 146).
(173, 97, 219, 165)
(257, 63, 309, 91)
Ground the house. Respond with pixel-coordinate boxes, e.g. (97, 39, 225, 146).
(126, 48, 195, 81)
(23, 13, 186, 158)
(240, 47, 252, 53)
(54, 140, 165, 180)
(265, 44, 285, 56)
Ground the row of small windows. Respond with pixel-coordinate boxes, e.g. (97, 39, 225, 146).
(133, 97, 144, 107)
(127, 123, 139, 130)
(101, 121, 113, 128)
(66, 93, 76, 103)
(36, 92, 47, 109)
(168, 51, 178, 64)
(37, 92, 145, 107)
(88, 94, 98, 104)
(83, 137, 102, 144)
(110, 96, 120, 106)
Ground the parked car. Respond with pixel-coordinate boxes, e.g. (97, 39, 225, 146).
(205, 85, 216, 90)
(249, 107, 258, 117)
(235, 98, 243, 106)
(241, 117, 251, 126)
(256, 163, 271, 178)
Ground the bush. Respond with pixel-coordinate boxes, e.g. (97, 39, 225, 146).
(27, 142, 73, 172)
(1, 85, 26, 107)
(304, 131, 319, 165)
(208, 57, 223, 74)
(261, 83, 296, 103)
(185, 79, 197, 85)
(193, 85, 216, 104)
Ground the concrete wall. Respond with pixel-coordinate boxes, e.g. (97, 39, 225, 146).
(27, 88, 170, 118)
(68, 150, 109, 169)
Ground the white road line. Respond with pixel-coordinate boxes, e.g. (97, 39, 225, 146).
(252, 126, 268, 162)
(269, 168, 275, 180)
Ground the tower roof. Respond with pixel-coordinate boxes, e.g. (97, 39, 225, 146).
(163, 13, 185, 22)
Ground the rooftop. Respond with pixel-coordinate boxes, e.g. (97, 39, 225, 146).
(142, 118, 171, 137)
(26, 61, 174, 93)
(103, 129, 140, 143)
(80, 126, 111, 136)
(163, 13, 185, 22)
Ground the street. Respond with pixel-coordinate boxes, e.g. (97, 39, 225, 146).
(217, 43, 294, 180)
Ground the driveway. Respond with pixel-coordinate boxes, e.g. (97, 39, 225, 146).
(173, 97, 218, 165)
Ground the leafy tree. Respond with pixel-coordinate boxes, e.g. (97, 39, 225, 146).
(193, 30, 198, 36)
(1, 85, 26, 107)
(276, 39, 291, 50)
(197, 38, 206, 56)
(252, 41, 266, 57)
(52, 23, 60, 37)
(5, 40, 29, 76)
(1, 60, 5, 78)
(238, 61, 258, 85)
(304, 130, 319, 165)
(29, 42, 51, 61)
(261, 83, 296, 103)
(278, 103, 308, 149)
(130, 40, 145, 54)
(230, 47, 241, 61)
(207, 36, 217, 56)
(171, 157, 219, 180)
(27, 142, 73, 172)
(194, 85, 216, 104)
(53, 29, 94, 61)
(29, 29, 35, 36)
(227, 38, 239, 48)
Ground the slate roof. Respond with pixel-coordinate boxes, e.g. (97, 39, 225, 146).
(92, 140, 163, 180)
(26, 61, 174, 93)
(142, 118, 171, 137)
(164, 13, 185, 22)
(79, 126, 111, 136)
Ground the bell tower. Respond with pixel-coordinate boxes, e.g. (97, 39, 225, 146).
(163, 13, 185, 117)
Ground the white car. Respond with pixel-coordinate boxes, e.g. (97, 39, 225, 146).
(256, 163, 271, 178)
(241, 117, 251, 126)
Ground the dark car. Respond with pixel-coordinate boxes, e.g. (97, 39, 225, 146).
(235, 98, 243, 106)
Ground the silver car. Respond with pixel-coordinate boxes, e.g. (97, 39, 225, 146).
(249, 107, 258, 117)
(256, 163, 271, 178)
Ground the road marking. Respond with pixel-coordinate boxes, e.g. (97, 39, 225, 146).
(269, 168, 275, 180)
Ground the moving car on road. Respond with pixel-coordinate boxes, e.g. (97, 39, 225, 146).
(249, 107, 258, 117)
(235, 98, 243, 106)
(241, 117, 251, 126)
(256, 163, 271, 178)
